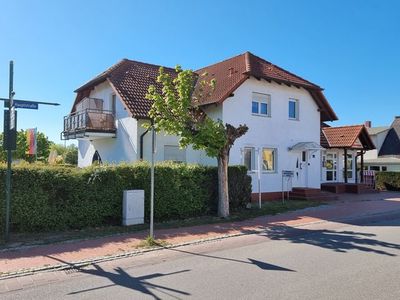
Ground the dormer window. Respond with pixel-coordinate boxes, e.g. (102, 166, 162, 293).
(252, 92, 271, 117)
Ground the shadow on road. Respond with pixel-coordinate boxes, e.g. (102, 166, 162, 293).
(161, 246, 295, 272)
(46, 256, 190, 299)
(262, 225, 400, 256)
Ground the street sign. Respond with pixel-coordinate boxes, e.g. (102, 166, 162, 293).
(14, 100, 39, 110)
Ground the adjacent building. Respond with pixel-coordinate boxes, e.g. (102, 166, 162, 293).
(364, 117, 400, 171)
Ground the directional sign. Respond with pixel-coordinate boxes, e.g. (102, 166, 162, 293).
(14, 100, 39, 110)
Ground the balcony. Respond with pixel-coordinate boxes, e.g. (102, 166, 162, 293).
(62, 107, 116, 140)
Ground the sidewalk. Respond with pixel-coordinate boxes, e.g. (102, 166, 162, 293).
(1, 191, 400, 278)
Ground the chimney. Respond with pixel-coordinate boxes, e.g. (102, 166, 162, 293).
(364, 120, 372, 128)
(228, 67, 234, 77)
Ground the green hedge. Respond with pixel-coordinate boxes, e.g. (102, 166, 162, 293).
(375, 172, 400, 191)
(0, 162, 251, 232)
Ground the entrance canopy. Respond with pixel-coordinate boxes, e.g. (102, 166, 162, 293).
(288, 142, 322, 151)
(321, 125, 375, 150)
(321, 124, 375, 184)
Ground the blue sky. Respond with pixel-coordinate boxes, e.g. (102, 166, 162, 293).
(0, 0, 399, 143)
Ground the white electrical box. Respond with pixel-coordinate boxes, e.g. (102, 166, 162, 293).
(122, 190, 144, 226)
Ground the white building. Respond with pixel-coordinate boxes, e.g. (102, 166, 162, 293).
(63, 52, 345, 200)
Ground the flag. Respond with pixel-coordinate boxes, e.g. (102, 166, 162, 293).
(26, 128, 37, 155)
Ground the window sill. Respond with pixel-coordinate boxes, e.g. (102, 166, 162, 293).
(252, 113, 271, 118)
(288, 117, 299, 121)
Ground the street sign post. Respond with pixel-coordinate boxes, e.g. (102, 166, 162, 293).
(1, 61, 60, 242)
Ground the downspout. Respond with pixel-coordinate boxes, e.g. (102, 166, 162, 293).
(140, 128, 149, 160)
(139, 119, 153, 160)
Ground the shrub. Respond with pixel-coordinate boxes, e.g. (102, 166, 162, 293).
(375, 172, 400, 191)
(0, 162, 251, 232)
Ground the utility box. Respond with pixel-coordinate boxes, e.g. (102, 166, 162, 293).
(122, 190, 144, 226)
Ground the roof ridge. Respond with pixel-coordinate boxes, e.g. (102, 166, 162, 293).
(323, 124, 364, 130)
(122, 58, 176, 72)
(247, 52, 322, 89)
(195, 52, 247, 73)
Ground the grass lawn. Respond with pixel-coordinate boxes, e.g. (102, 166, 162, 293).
(0, 199, 325, 250)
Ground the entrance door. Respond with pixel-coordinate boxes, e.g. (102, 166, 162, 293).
(300, 151, 309, 187)
(325, 152, 337, 182)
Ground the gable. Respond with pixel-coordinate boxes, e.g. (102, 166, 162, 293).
(379, 117, 400, 156)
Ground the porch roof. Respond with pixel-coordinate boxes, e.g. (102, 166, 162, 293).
(321, 125, 375, 150)
(288, 142, 322, 151)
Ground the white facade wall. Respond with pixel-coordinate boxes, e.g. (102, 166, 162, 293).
(221, 77, 322, 193)
(78, 82, 139, 167)
(77, 77, 327, 196)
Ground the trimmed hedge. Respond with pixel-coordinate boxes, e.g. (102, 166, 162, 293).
(375, 172, 400, 191)
(0, 162, 251, 232)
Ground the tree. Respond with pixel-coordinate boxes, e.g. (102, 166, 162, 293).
(49, 143, 78, 165)
(0, 129, 53, 162)
(146, 66, 248, 218)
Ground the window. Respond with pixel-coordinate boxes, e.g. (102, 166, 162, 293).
(262, 148, 276, 172)
(382, 166, 387, 172)
(110, 94, 116, 115)
(370, 166, 380, 171)
(252, 101, 259, 114)
(345, 154, 353, 178)
(289, 98, 299, 119)
(243, 147, 255, 171)
(252, 93, 271, 116)
(164, 145, 186, 162)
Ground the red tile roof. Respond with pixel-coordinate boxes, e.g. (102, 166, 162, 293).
(74, 59, 177, 118)
(196, 52, 337, 121)
(321, 125, 375, 150)
(73, 52, 338, 121)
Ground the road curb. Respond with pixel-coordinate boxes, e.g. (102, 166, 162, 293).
(1, 209, 400, 280)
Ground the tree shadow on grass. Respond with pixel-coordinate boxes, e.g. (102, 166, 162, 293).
(46, 256, 190, 299)
(261, 225, 400, 256)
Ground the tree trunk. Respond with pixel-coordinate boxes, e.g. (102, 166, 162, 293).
(217, 151, 229, 218)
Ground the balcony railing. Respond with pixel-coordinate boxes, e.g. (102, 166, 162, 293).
(62, 108, 116, 140)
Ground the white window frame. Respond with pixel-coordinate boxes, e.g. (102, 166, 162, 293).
(164, 145, 186, 163)
(243, 147, 256, 172)
(252, 92, 271, 117)
(288, 98, 299, 120)
(261, 147, 277, 173)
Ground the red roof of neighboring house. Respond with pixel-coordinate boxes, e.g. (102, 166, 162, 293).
(72, 52, 338, 121)
(321, 125, 375, 150)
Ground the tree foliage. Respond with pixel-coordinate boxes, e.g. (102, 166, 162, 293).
(0, 129, 53, 162)
(50, 143, 78, 165)
(146, 66, 227, 157)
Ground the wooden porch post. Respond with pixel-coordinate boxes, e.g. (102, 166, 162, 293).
(355, 153, 358, 183)
(344, 148, 348, 183)
(361, 151, 364, 183)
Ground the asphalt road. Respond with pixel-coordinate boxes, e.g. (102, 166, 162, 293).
(2, 214, 400, 300)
